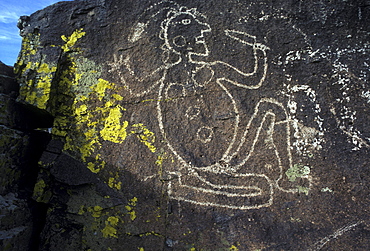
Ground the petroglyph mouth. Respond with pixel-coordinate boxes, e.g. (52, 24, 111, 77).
(195, 36, 206, 43)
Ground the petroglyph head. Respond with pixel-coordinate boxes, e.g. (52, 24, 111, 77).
(160, 7, 211, 56)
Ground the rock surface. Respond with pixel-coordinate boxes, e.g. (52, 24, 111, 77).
(0, 60, 51, 250)
(3, 0, 370, 250)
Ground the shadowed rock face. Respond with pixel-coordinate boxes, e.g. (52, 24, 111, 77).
(3, 0, 369, 250)
(0, 62, 19, 98)
(0, 61, 52, 250)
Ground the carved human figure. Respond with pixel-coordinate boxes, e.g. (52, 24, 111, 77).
(109, 2, 310, 209)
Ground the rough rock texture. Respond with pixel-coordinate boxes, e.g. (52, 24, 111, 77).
(7, 0, 370, 250)
(0, 61, 52, 250)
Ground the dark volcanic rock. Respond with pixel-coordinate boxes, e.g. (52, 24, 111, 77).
(0, 61, 51, 250)
(9, 0, 370, 250)
(0, 62, 19, 98)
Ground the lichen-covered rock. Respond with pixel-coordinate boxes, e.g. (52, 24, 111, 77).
(1, 47, 52, 250)
(13, 0, 370, 250)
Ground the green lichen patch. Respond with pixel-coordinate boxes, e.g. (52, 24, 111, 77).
(297, 186, 310, 195)
(321, 187, 333, 193)
(285, 164, 310, 182)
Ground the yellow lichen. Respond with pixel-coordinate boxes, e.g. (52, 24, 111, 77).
(100, 106, 129, 143)
(155, 155, 164, 167)
(132, 123, 156, 153)
(230, 245, 239, 251)
(112, 94, 123, 100)
(61, 28, 86, 52)
(108, 172, 122, 190)
(87, 162, 100, 173)
(32, 178, 52, 203)
(53, 57, 101, 165)
(87, 205, 103, 218)
(84, 205, 125, 240)
(130, 197, 138, 204)
(125, 197, 138, 221)
(18, 29, 158, 192)
(183, 230, 192, 236)
(15, 33, 39, 75)
(33, 179, 46, 202)
(128, 211, 136, 221)
(101, 216, 120, 238)
(37, 63, 57, 74)
(78, 205, 85, 215)
(54, 65, 128, 175)
(91, 78, 114, 101)
(138, 231, 162, 237)
(75, 104, 87, 116)
(18, 61, 57, 109)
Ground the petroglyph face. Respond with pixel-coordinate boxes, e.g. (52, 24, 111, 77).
(163, 12, 211, 56)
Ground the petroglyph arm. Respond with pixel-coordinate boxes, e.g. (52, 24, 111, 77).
(191, 29, 269, 89)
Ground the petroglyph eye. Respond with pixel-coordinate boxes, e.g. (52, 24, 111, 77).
(182, 19, 191, 25)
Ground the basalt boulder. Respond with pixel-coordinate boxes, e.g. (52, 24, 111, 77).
(12, 0, 370, 250)
(0, 61, 51, 250)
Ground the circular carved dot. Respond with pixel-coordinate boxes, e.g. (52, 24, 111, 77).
(197, 126, 213, 143)
(173, 35, 186, 47)
(186, 106, 200, 120)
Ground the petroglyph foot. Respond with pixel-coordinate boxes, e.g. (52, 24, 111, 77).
(168, 169, 273, 209)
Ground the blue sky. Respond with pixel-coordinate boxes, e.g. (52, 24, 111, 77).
(0, 0, 72, 66)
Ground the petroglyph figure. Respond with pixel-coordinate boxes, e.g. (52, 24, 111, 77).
(108, 0, 311, 209)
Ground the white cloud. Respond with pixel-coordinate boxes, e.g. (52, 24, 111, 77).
(0, 10, 19, 23)
(0, 1, 74, 25)
(0, 27, 20, 40)
(0, 35, 10, 40)
(0, 1, 73, 65)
